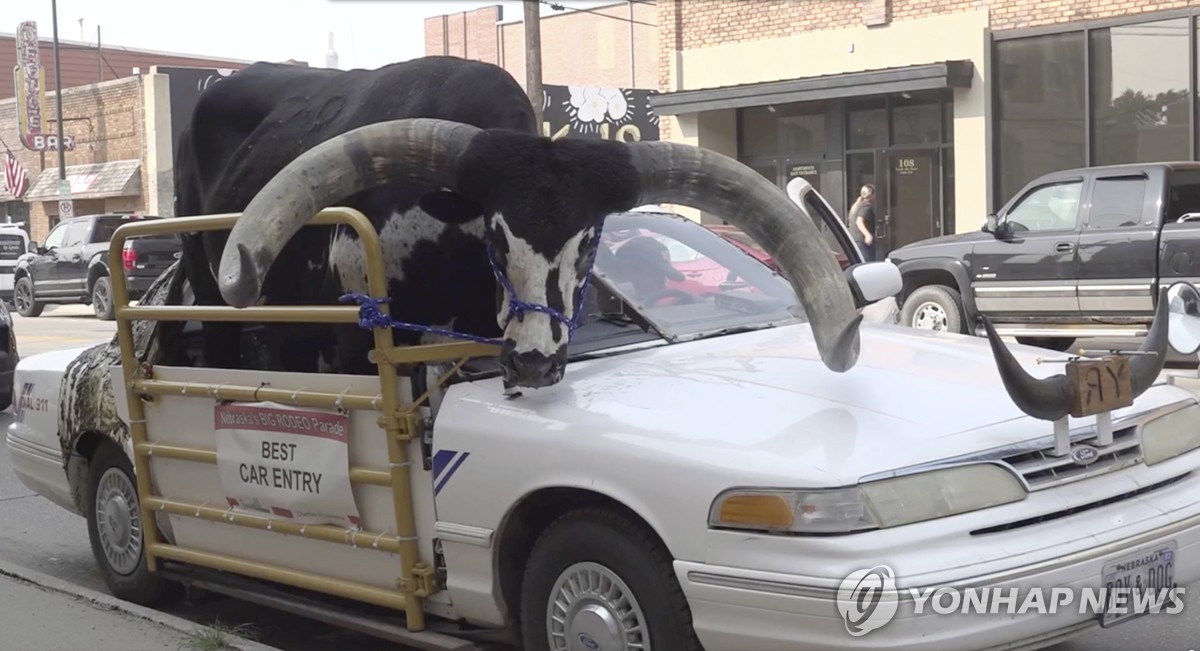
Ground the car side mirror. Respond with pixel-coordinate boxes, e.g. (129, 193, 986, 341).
(1166, 280, 1200, 356)
(26, 241, 37, 254)
(845, 261, 903, 307)
(983, 213, 1009, 240)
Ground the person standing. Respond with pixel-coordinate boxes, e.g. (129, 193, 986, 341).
(849, 184, 877, 261)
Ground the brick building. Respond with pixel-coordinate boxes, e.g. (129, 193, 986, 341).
(424, 2, 657, 89)
(651, 0, 1200, 255)
(0, 30, 251, 100)
(1, 29, 250, 241)
(424, 2, 663, 142)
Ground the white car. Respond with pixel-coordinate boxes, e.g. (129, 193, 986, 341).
(6, 208, 1200, 651)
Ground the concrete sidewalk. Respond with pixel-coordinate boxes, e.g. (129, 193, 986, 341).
(0, 559, 283, 651)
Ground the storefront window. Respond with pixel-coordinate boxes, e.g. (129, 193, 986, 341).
(738, 103, 826, 157)
(777, 102, 826, 154)
(847, 98, 887, 149)
(995, 32, 1086, 205)
(891, 91, 943, 146)
(740, 106, 781, 157)
(1091, 17, 1190, 165)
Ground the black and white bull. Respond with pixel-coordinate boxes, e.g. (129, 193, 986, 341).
(166, 57, 541, 378)
(160, 58, 866, 388)
(214, 116, 869, 387)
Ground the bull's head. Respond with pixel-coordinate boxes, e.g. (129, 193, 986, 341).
(215, 118, 863, 388)
(981, 287, 1170, 421)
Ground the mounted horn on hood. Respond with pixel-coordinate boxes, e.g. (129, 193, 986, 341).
(981, 286, 1170, 423)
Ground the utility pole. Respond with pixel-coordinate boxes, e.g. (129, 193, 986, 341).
(51, 0, 73, 219)
(523, 0, 543, 129)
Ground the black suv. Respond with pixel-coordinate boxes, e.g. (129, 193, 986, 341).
(12, 214, 180, 320)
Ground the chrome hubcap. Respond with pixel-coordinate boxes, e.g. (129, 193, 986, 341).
(95, 467, 142, 575)
(547, 562, 649, 651)
(912, 301, 948, 331)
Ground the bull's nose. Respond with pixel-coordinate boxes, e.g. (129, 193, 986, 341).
(500, 349, 562, 388)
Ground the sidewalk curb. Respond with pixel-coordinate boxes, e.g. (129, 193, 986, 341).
(0, 557, 284, 651)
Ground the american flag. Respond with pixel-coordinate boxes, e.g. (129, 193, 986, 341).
(3, 150, 29, 200)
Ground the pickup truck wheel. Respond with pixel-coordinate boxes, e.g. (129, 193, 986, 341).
(91, 275, 115, 321)
(13, 277, 42, 317)
(901, 285, 965, 334)
(520, 507, 701, 651)
(85, 440, 179, 607)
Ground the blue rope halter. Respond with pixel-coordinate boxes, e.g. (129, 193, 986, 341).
(340, 238, 591, 345)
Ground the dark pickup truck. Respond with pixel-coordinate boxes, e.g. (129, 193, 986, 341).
(886, 161, 1200, 351)
(13, 213, 180, 321)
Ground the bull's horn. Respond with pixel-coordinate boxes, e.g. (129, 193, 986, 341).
(217, 118, 483, 308)
(982, 286, 1169, 421)
(1130, 286, 1170, 396)
(981, 316, 1076, 421)
(624, 142, 862, 373)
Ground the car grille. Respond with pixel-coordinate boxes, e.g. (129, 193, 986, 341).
(1001, 424, 1142, 490)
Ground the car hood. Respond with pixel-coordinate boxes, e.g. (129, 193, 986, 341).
(458, 322, 1189, 484)
(890, 231, 990, 255)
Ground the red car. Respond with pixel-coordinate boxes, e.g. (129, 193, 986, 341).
(707, 224, 851, 271)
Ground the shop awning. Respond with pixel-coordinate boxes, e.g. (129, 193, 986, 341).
(23, 160, 142, 202)
(649, 60, 974, 115)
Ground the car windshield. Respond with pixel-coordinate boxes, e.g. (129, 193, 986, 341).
(560, 211, 804, 359)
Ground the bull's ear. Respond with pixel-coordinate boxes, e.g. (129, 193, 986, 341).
(419, 190, 484, 225)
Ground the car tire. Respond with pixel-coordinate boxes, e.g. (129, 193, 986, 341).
(1016, 337, 1076, 352)
(91, 275, 115, 321)
(13, 276, 43, 318)
(85, 440, 180, 607)
(901, 284, 965, 334)
(519, 507, 702, 651)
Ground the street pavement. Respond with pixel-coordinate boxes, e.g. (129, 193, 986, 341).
(2, 306, 1198, 650)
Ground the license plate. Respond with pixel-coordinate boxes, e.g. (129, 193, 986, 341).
(1099, 541, 1177, 628)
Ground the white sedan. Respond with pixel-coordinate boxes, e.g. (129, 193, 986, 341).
(7, 209, 1200, 651)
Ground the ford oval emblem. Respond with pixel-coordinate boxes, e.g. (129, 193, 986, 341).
(1069, 444, 1100, 465)
(173, 251, 182, 259)
(578, 633, 601, 650)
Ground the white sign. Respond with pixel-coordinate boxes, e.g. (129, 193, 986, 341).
(58, 200, 74, 220)
(214, 401, 362, 528)
(29, 134, 76, 152)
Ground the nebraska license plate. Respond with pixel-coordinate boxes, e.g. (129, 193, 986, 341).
(1099, 541, 1177, 628)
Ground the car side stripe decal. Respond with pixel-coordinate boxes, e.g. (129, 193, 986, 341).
(434, 450, 470, 496)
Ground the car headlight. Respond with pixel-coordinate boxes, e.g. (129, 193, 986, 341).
(1141, 403, 1200, 466)
(709, 464, 1026, 534)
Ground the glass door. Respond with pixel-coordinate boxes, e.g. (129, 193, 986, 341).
(881, 149, 940, 259)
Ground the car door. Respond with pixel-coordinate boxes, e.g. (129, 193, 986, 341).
(1074, 171, 1159, 320)
(56, 220, 89, 296)
(29, 223, 68, 295)
(967, 176, 1087, 320)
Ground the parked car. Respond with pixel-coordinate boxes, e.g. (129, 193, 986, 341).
(12, 214, 180, 321)
(7, 205, 1200, 651)
(887, 161, 1200, 350)
(0, 298, 17, 411)
(0, 223, 30, 307)
(708, 224, 850, 272)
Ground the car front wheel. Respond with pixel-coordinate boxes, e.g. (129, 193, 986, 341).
(13, 276, 42, 317)
(520, 507, 702, 651)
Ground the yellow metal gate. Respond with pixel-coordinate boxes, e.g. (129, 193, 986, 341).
(106, 207, 499, 631)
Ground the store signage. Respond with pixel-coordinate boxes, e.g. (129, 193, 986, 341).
(541, 84, 660, 142)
